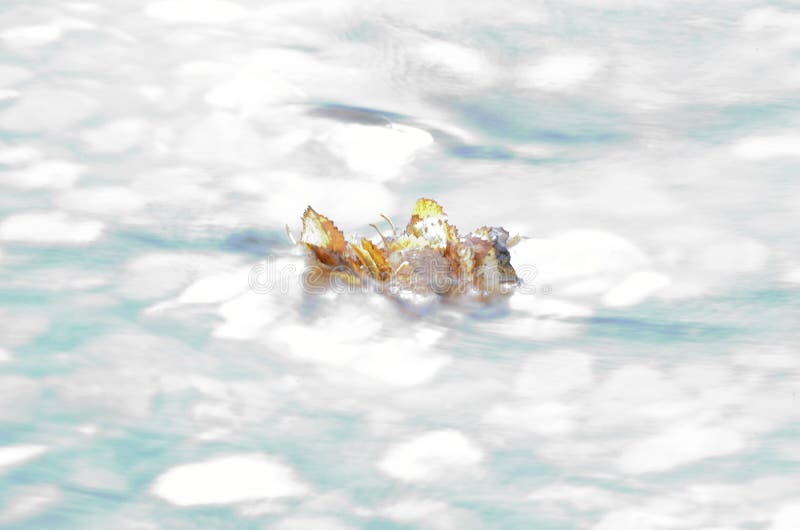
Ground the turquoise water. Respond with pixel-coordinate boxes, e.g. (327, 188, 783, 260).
(2, 1, 800, 529)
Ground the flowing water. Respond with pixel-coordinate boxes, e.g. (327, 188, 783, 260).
(1, 1, 799, 529)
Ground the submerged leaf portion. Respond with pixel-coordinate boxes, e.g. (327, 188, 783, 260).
(297, 198, 519, 301)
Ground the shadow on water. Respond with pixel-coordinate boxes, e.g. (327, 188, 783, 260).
(221, 230, 284, 256)
(685, 101, 800, 143)
(308, 102, 566, 166)
(584, 316, 740, 343)
(449, 144, 515, 161)
(452, 95, 631, 144)
(308, 102, 406, 125)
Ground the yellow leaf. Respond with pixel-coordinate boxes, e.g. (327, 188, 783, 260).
(360, 238, 392, 280)
(404, 198, 458, 251)
(300, 206, 346, 254)
(411, 197, 444, 219)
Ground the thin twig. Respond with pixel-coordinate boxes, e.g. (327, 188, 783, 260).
(285, 224, 297, 245)
(380, 214, 397, 236)
(369, 224, 389, 248)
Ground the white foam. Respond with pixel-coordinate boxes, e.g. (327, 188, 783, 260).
(214, 257, 303, 339)
(732, 134, 800, 159)
(382, 498, 452, 521)
(205, 72, 303, 111)
(511, 230, 648, 289)
(0, 376, 41, 422)
(515, 350, 594, 399)
(236, 499, 287, 516)
(0, 485, 62, 524)
(0, 65, 33, 87)
(770, 503, 800, 530)
(151, 454, 308, 506)
(592, 506, 685, 530)
(0, 212, 104, 245)
(269, 308, 449, 387)
(651, 227, 770, 298)
(127, 252, 226, 273)
(174, 111, 273, 164)
(0, 445, 48, 468)
(0, 310, 49, 347)
(324, 123, 434, 180)
(377, 429, 483, 482)
(783, 267, 800, 284)
(519, 54, 604, 91)
(81, 118, 148, 153)
(696, 238, 768, 274)
(742, 8, 800, 32)
(484, 402, 577, 436)
(560, 277, 614, 297)
(380, 497, 472, 529)
(145, 0, 246, 23)
(214, 291, 281, 339)
(380, 1, 543, 33)
(58, 186, 146, 215)
(416, 41, 491, 81)
(2, 160, 84, 190)
(178, 59, 234, 77)
(509, 295, 593, 318)
(478, 315, 582, 340)
(139, 84, 164, 101)
(52, 17, 97, 32)
(77, 424, 98, 436)
(0, 25, 63, 47)
(269, 309, 398, 364)
(176, 268, 249, 305)
(603, 271, 671, 307)
(528, 484, 621, 512)
(66, 2, 104, 13)
(0, 145, 40, 165)
(346, 346, 451, 388)
(121, 252, 241, 301)
(0, 348, 12, 363)
(0, 89, 98, 133)
(617, 424, 746, 474)
(264, 176, 396, 228)
(0, 89, 19, 101)
(53, 332, 211, 419)
(273, 517, 355, 530)
(592, 365, 686, 424)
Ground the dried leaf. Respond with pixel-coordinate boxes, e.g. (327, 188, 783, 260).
(300, 206, 346, 254)
(404, 197, 459, 251)
(295, 198, 519, 301)
(351, 240, 381, 280)
(409, 197, 445, 220)
(359, 238, 391, 280)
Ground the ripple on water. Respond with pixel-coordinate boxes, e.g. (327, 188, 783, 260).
(0, 1, 797, 529)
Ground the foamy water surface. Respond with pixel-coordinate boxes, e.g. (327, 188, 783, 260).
(1, 1, 800, 528)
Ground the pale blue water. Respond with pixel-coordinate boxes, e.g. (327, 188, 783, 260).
(1, 1, 800, 529)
